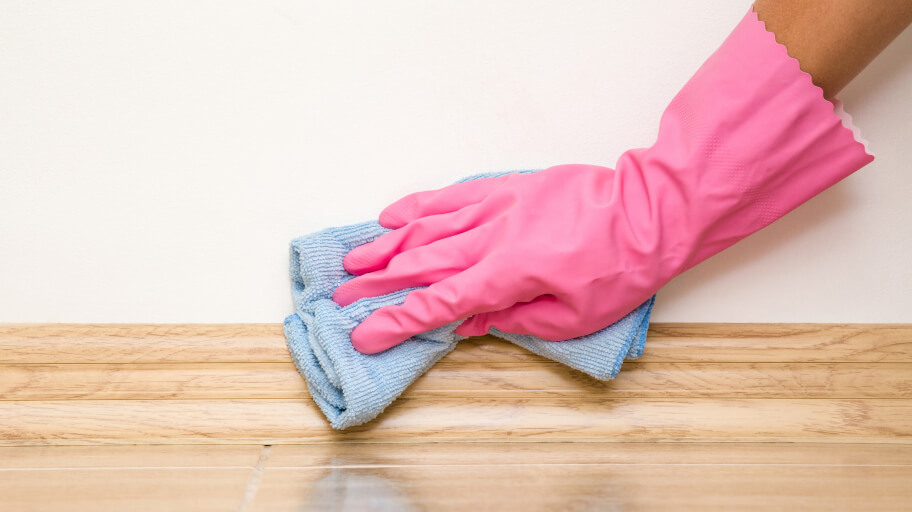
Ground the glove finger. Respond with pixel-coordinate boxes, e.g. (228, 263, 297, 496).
(350, 258, 518, 354)
(379, 174, 511, 229)
(343, 201, 488, 276)
(332, 224, 490, 308)
(454, 294, 581, 340)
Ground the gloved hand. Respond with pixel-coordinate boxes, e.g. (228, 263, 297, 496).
(333, 6, 874, 355)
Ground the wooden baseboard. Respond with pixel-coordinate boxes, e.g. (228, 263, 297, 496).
(1, 323, 910, 445)
(2, 323, 910, 510)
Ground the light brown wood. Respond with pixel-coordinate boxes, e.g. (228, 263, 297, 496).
(639, 323, 912, 362)
(1, 322, 909, 509)
(0, 363, 309, 400)
(0, 445, 262, 468)
(3, 323, 910, 363)
(0, 323, 287, 364)
(449, 324, 912, 363)
(2, 361, 909, 400)
(265, 441, 912, 467)
(249, 465, 912, 512)
(1, 398, 909, 445)
(406, 361, 912, 398)
(0, 469, 253, 512)
(4, 442, 909, 511)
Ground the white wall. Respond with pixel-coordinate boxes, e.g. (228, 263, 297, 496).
(2, 0, 910, 323)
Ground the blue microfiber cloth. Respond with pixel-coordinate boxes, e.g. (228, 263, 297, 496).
(283, 169, 657, 430)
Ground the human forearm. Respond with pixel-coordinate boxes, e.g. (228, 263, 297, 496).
(752, 0, 912, 99)
(336, 7, 879, 351)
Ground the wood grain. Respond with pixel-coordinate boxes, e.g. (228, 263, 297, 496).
(449, 324, 912, 363)
(265, 441, 912, 467)
(0, 445, 262, 468)
(1, 398, 909, 445)
(0, 363, 309, 400)
(249, 465, 912, 512)
(1, 322, 910, 510)
(3, 323, 910, 363)
(5, 443, 909, 511)
(0, 323, 287, 364)
(2, 362, 909, 400)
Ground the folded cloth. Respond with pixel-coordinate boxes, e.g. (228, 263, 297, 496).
(283, 169, 657, 430)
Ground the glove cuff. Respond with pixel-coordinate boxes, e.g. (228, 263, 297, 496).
(614, 6, 875, 278)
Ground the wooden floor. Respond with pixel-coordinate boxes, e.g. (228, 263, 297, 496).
(1, 323, 910, 511)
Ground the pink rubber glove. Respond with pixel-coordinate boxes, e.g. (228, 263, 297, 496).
(333, 7, 874, 355)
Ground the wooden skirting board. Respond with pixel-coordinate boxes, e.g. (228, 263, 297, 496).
(1, 323, 910, 510)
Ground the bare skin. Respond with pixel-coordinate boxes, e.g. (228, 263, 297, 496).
(752, 0, 912, 99)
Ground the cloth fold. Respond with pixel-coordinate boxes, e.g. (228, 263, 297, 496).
(283, 169, 657, 430)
